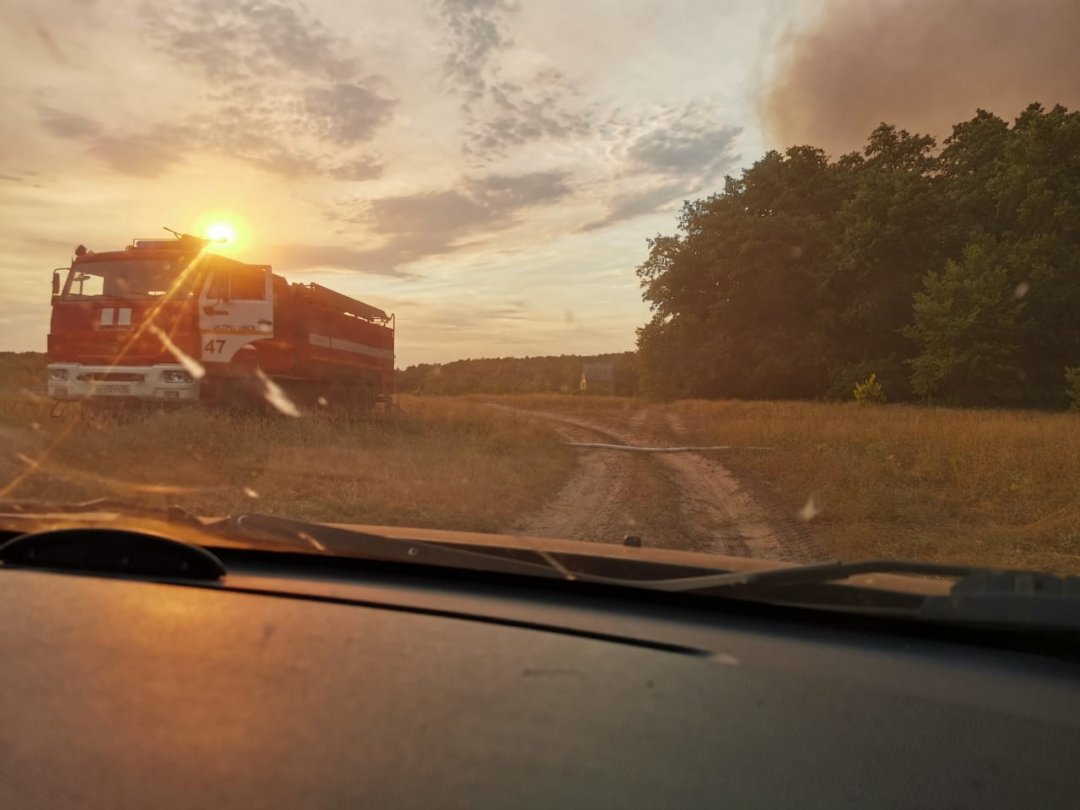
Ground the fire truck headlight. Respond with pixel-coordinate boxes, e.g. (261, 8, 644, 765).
(49, 368, 69, 382)
(162, 370, 194, 384)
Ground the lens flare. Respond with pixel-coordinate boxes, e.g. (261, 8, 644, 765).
(206, 221, 237, 246)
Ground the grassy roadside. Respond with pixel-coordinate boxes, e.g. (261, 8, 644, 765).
(0, 394, 574, 534)
(476, 394, 1080, 575)
(3, 377, 1078, 575)
(661, 399, 1080, 574)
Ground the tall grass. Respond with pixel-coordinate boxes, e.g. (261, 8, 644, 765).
(3, 381, 1078, 574)
(0, 395, 574, 534)
(667, 400, 1080, 574)
(474, 394, 1080, 574)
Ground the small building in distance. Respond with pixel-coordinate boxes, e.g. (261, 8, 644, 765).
(579, 361, 615, 394)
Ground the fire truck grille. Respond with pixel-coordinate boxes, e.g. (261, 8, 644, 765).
(76, 372, 146, 383)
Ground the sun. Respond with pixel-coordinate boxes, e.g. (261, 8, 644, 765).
(206, 221, 237, 246)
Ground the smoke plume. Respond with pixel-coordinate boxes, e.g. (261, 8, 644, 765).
(762, 0, 1080, 154)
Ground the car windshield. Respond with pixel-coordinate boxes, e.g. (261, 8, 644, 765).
(1, 1, 1078, 591)
(61, 259, 193, 300)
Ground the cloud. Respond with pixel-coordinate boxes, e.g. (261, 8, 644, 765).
(579, 182, 689, 233)
(38, 108, 101, 140)
(233, 148, 382, 182)
(266, 244, 404, 277)
(36, 106, 196, 177)
(142, 0, 360, 83)
(37, 98, 387, 181)
(48, 0, 400, 180)
(33, 20, 67, 65)
(201, 86, 389, 179)
(367, 190, 489, 236)
(436, 0, 515, 99)
(466, 71, 591, 154)
(362, 170, 570, 235)
(302, 83, 397, 145)
(86, 132, 193, 178)
(302, 169, 572, 273)
(582, 107, 742, 231)
(434, 0, 592, 156)
(407, 300, 536, 331)
(762, 0, 1080, 155)
(465, 171, 573, 209)
(626, 117, 742, 177)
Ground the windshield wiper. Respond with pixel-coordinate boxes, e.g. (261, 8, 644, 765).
(642, 559, 1080, 630)
(0, 500, 573, 582)
(202, 512, 568, 580)
(0, 497, 207, 525)
(3, 501, 1077, 630)
(643, 559, 981, 592)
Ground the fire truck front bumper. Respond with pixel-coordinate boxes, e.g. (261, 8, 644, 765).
(47, 363, 200, 403)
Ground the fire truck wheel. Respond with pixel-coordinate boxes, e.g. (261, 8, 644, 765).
(324, 381, 350, 410)
(349, 383, 374, 410)
(218, 377, 265, 413)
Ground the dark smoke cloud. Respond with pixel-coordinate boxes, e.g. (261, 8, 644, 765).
(763, 0, 1080, 155)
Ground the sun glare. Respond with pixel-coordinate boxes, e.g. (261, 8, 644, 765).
(206, 221, 237, 246)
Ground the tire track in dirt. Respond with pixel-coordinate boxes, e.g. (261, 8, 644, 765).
(511, 407, 822, 562)
(512, 417, 641, 545)
(663, 411, 824, 563)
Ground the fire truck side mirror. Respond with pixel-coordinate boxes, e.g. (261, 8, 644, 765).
(51, 270, 60, 297)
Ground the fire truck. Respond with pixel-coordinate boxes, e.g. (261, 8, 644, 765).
(47, 232, 395, 411)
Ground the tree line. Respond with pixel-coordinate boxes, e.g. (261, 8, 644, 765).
(396, 352, 638, 396)
(636, 103, 1080, 408)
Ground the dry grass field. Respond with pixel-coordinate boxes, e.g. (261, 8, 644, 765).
(478, 394, 1080, 574)
(2, 350, 1078, 576)
(682, 400, 1080, 575)
(0, 394, 574, 534)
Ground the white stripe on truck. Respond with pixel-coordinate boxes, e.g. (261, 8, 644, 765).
(309, 333, 394, 361)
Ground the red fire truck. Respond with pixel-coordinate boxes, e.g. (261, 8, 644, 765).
(47, 232, 395, 411)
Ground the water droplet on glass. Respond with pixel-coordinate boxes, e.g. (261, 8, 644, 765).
(148, 324, 206, 379)
(255, 369, 300, 417)
(798, 496, 821, 522)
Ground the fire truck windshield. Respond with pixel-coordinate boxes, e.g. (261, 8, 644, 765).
(61, 259, 195, 300)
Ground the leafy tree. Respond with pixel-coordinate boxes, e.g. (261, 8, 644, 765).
(906, 240, 1026, 405)
(938, 109, 1010, 239)
(396, 353, 637, 396)
(636, 102, 1080, 410)
(990, 104, 1080, 404)
(827, 125, 945, 398)
(1066, 368, 1080, 412)
(637, 147, 848, 399)
(852, 373, 886, 405)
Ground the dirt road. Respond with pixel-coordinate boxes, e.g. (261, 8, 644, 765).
(509, 406, 822, 563)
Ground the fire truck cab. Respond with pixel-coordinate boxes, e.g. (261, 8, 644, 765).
(47, 234, 395, 410)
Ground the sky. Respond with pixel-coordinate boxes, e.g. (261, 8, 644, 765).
(1, 0, 1076, 367)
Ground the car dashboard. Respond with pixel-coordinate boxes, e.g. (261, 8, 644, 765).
(2, 550, 1079, 809)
